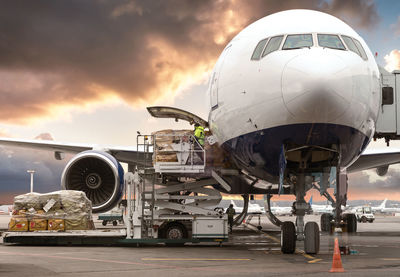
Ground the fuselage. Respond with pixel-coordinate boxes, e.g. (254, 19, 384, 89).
(207, 10, 380, 183)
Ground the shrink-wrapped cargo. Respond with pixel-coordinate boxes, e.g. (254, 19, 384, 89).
(8, 190, 93, 232)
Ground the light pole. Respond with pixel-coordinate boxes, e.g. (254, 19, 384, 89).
(27, 170, 35, 193)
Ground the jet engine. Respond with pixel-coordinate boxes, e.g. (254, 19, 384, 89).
(376, 165, 389, 176)
(61, 151, 124, 213)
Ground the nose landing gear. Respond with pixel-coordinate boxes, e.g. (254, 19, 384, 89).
(279, 174, 320, 254)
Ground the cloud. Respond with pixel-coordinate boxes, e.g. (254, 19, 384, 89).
(384, 49, 400, 72)
(0, 0, 380, 123)
(348, 165, 400, 200)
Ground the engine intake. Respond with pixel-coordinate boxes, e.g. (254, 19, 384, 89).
(61, 151, 124, 213)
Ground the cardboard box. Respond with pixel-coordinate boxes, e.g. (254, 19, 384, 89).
(29, 218, 47, 231)
(48, 219, 65, 231)
(8, 218, 28, 232)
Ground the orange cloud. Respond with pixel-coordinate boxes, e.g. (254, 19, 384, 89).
(0, 1, 380, 124)
(384, 50, 400, 72)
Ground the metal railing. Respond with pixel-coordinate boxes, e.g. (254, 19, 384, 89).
(153, 133, 206, 173)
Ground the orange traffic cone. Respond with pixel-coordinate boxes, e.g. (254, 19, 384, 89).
(330, 238, 345, 273)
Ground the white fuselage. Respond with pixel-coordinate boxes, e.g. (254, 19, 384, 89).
(207, 10, 380, 183)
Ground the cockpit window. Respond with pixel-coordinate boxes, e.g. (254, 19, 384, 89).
(352, 39, 368, 60)
(341, 36, 360, 55)
(282, 34, 313, 50)
(317, 34, 345, 50)
(262, 35, 283, 57)
(251, 38, 268, 60)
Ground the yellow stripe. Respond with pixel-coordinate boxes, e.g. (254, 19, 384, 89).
(302, 254, 315, 260)
(142, 258, 251, 261)
(308, 258, 322, 264)
(381, 258, 400, 261)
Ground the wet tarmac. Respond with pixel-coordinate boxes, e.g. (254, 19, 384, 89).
(0, 214, 399, 276)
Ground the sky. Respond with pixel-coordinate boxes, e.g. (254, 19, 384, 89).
(1, 0, 400, 203)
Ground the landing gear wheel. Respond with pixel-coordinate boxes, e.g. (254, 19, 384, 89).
(102, 220, 107, 226)
(344, 213, 357, 233)
(320, 213, 332, 232)
(304, 222, 320, 254)
(281, 221, 296, 254)
(257, 225, 262, 231)
(112, 220, 118, 226)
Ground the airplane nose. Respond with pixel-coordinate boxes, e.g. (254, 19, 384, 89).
(281, 51, 353, 122)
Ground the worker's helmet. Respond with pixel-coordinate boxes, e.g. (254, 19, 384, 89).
(229, 204, 233, 208)
(194, 123, 200, 127)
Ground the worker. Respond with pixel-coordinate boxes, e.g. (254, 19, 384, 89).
(226, 204, 236, 234)
(193, 123, 205, 163)
(194, 123, 205, 147)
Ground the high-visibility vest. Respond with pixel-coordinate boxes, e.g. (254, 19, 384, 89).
(194, 126, 205, 146)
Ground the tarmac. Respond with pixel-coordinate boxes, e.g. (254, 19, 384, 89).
(0, 214, 400, 276)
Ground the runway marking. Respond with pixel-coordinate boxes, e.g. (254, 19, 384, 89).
(142, 258, 251, 261)
(307, 258, 323, 264)
(381, 258, 400, 261)
(0, 251, 251, 274)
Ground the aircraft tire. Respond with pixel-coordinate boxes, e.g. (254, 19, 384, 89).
(320, 213, 331, 232)
(304, 221, 320, 254)
(281, 221, 296, 254)
(344, 213, 357, 233)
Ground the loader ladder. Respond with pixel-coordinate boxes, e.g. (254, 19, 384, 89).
(136, 135, 156, 238)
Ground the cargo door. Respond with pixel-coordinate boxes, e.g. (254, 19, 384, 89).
(147, 106, 208, 127)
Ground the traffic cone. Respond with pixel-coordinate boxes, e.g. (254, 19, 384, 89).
(330, 238, 345, 273)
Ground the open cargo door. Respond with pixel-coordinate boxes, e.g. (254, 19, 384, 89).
(147, 106, 208, 127)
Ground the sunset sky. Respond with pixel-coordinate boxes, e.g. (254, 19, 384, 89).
(1, 0, 400, 202)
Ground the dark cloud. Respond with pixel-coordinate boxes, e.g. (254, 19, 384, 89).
(348, 166, 400, 194)
(0, 0, 380, 123)
(0, 145, 71, 203)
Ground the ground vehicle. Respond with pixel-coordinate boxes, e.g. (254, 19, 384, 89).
(355, 206, 375, 223)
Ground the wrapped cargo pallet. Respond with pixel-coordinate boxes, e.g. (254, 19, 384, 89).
(153, 129, 202, 164)
(8, 190, 94, 232)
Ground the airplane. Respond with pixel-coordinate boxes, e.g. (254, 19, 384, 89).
(229, 200, 265, 214)
(0, 205, 13, 215)
(308, 196, 334, 215)
(1, 9, 400, 254)
(370, 199, 400, 214)
(269, 203, 293, 216)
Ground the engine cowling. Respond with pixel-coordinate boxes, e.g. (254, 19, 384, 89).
(61, 151, 124, 213)
(376, 165, 389, 176)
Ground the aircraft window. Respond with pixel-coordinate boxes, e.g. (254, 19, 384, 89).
(353, 39, 368, 60)
(251, 38, 268, 60)
(341, 35, 361, 57)
(282, 34, 313, 50)
(317, 34, 345, 50)
(382, 87, 394, 105)
(262, 35, 283, 57)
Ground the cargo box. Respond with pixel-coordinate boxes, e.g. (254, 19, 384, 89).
(48, 219, 65, 231)
(29, 218, 47, 231)
(8, 218, 28, 232)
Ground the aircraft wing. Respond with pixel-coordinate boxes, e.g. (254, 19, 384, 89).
(0, 137, 148, 164)
(347, 148, 400, 173)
